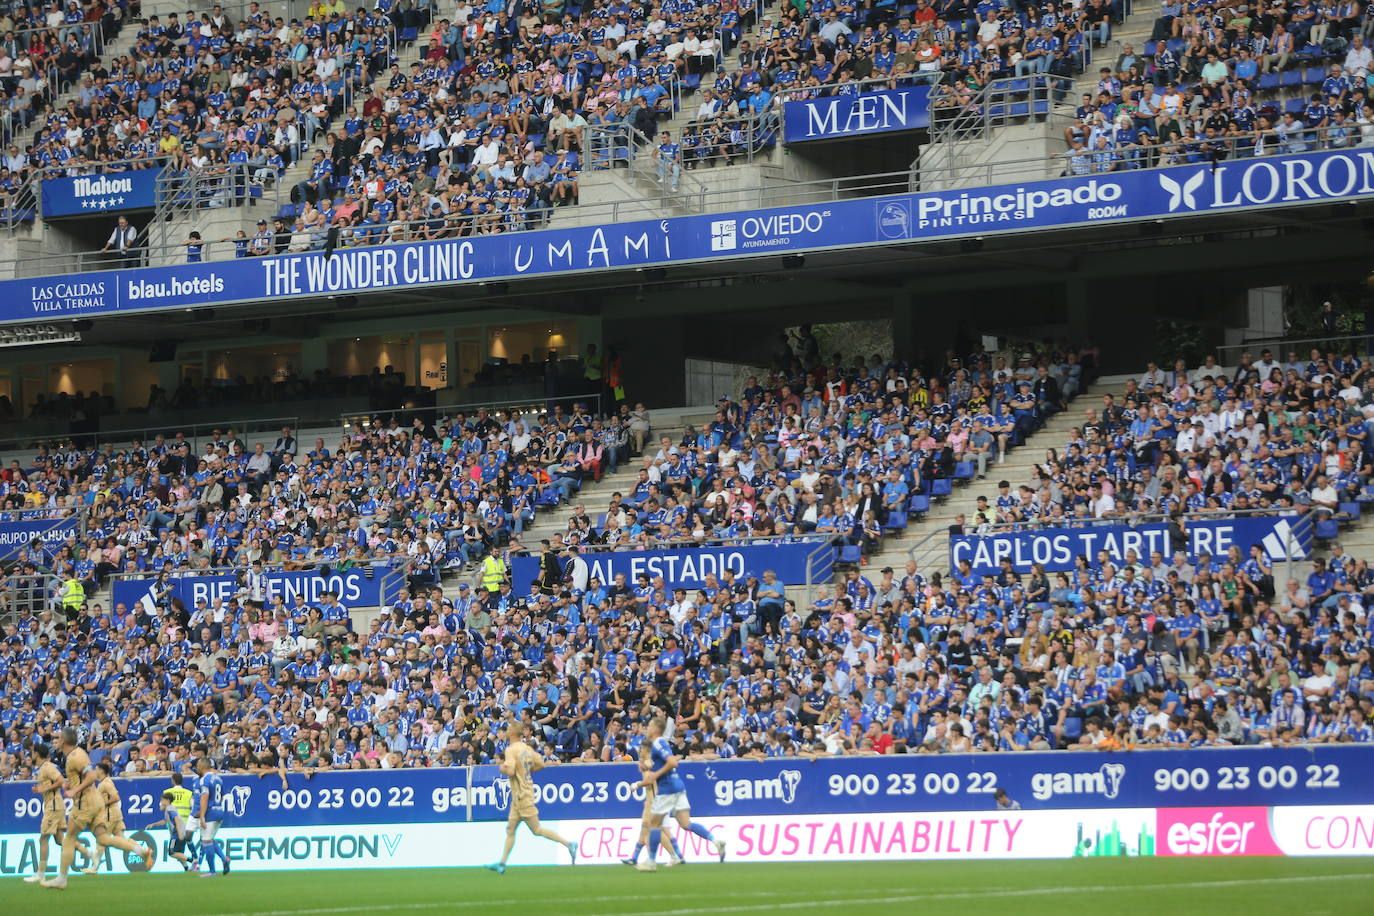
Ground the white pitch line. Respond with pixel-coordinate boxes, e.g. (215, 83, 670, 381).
(224, 887, 851, 916)
(225, 873, 1372, 916)
(617, 874, 1374, 916)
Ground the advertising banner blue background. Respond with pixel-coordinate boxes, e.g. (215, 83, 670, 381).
(6, 148, 1374, 324)
(1187, 515, 1312, 563)
(509, 541, 833, 593)
(784, 85, 932, 143)
(110, 565, 400, 611)
(1, 747, 1366, 832)
(951, 523, 1172, 577)
(0, 516, 79, 562)
(40, 170, 160, 219)
(950, 516, 1310, 577)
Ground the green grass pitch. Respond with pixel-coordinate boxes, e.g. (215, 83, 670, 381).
(1, 857, 1370, 915)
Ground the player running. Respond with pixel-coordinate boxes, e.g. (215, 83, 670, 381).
(146, 789, 195, 872)
(623, 736, 683, 867)
(41, 727, 153, 889)
(195, 757, 231, 877)
(184, 769, 202, 872)
(636, 717, 726, 872)
(82, 762, 132, 874)
(23, 743, 92, 884)
(485, 721, 578, 874)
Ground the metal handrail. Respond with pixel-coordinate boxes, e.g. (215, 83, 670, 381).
(0, 415, 301, 455)
(341, 394, 604, 432)
(0, 178, 38, 234)
(30, 155, 169, 181)
(18, 165, 920, 272)
(677, 109, 781, 172)
(512, 531, 836, 558)
(0, 570, 57, 626)
(770, 70, 945, 105)
(1215, 332, 1374, 358)
(930, 74, 1074, 143)
(918, 122, 1353, 190)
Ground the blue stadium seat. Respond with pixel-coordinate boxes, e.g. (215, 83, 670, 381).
(953, 460, 976, 480)
(1280, 69, 1305, 89)
(399, 26, 418, 43)
(931, 478, 953, 498)
(1303, 65, 1326, 85)
(1256, 72, 1281, 92)
(838, 544, 863, 565)
(882, 512, 908, 532)
(1339, 501, 1361, 521)
(1315, 518, 1341, 541)
(908, 494, 930, 516)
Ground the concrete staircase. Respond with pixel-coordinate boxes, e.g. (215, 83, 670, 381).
(1070, 0, 1161, 103)
(858, 378, 1120, 582)
(448, 384, 1107, 602)
(15, 15, 144, 159)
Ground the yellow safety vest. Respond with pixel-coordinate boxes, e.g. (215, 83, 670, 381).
(480, 555, 506, 592)
(62, 579, 85, 609)
(168, 786, 193, 820)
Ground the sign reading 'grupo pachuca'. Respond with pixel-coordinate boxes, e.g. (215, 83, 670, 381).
(8, 148, 1374, 323)
(0, 515, 79, 562)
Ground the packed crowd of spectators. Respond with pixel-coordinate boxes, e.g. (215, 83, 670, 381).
(4, 342, 1374, 781)
(0, 0, 131, 148)
(1056, 1, 1374, 172)
(15, 3, 393, 194)
(970, 341, 1374, 531)
(542, 333, 1089, 573)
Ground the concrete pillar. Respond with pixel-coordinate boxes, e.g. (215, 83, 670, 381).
(444, 329, 459, 393)
(890, 292, 916, 365)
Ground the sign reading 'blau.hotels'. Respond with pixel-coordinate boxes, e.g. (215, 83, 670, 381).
(8, 147, 1374, 323)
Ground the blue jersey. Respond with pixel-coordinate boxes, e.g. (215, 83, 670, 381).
(650, 736, 685, 794)
(187, 774, 202, 818)
(201, 772, 227, 821)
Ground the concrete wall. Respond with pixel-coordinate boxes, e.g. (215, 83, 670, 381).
(918, 121, 1066, 191)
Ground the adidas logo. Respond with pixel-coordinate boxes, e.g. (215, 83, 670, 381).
(1260, 518, 1307, 559)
